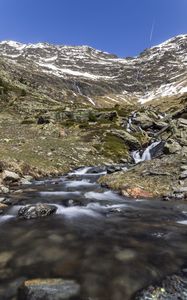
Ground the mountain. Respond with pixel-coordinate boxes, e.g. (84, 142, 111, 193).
(0, 34, 186, 112)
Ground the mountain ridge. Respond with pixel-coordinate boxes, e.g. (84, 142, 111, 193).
(0, 34, 186, 111)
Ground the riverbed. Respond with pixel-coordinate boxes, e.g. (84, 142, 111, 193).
(1, 166, 187, 299)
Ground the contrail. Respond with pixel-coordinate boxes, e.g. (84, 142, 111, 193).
(150, 19, 155, 44)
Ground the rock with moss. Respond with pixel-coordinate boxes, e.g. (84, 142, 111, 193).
(109, 129, 141, 150)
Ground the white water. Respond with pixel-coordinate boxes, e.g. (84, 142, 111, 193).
(132, 141, 161, 164)
(126, 112, 136, 132)
(0, 215, 14, 223)
(39, 191, 81, 196)
(177, 220, 187, 225)
(85, 190, 123, 201)
(53, 202, 128, 219)
(65, 179, 96, 188)
(69, 167, 92, 175)
(54, 203, 102, 218)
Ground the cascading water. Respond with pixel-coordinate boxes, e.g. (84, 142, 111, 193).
(126, 112, 136, 132)
(132, 141, 162, 163)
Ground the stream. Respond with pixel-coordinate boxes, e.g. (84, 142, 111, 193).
(1, 166, 187, 299)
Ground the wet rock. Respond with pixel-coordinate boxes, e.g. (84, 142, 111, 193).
(106, 164, 127, 174)
(136, 274, 187, 300)
(0, 277, 26, 300)
(2, 170, 20, 183)
(0, 203, 8, 214)
(18, 203, 57, 219)
(20, 175, 33, 185)
(18, 278, 80, 300)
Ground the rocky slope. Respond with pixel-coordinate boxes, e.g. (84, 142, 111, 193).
(0, 34, 186, 112)
(0, 34, 186, 192)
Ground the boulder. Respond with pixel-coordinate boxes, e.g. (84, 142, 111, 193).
(18, 203, 57, 219)
(136, 274, 187, 300)
(17, 278, 80, 300)
(133, 112, 154, 129)
(164, 139, 182, 154)
(2, 170, 20, 183)
(110, 129, 141, 150)
(0, 185, 10, 194)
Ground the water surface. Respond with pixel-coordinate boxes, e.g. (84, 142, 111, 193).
(1, 167, 187, 299)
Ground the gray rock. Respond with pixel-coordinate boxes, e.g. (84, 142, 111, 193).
(109, 129, 141, 150)
(180, 170, 187, 180)
(179, 118, 187, 126)
(175, 187, 187, 193)
(0, 197, 5, 203)
(0, 185, 9, 194)
(2, 170, 20, 182)
(17, 278, 80, 300)
(136, 274, 187, 300)
(18, 203, 57, 219)
(164, 139, 182, 154)
(180, 165, 187, 171)
(133, 112, 154, 129)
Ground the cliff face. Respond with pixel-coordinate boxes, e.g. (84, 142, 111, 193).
(0, 34, 186, 110)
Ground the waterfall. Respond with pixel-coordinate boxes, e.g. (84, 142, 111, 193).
(126, 112, 136, 132)
(132, 141, 161, 164)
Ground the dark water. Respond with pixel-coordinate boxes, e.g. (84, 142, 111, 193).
(1, 166, 187, 300)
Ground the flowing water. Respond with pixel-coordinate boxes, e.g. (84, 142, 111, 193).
(1, 166, 187, 299)
(132, 141, 164, 163)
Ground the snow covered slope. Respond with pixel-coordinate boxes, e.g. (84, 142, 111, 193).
(0, 34, 186, 107)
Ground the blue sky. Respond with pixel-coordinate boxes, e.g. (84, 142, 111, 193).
(0, 0, 186, 57)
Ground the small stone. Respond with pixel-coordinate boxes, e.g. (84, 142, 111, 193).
(18, 278, 80, 300)
(47, 152, 53, 157)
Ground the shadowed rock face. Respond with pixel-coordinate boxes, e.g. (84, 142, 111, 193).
(0, 35, 186, 108)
